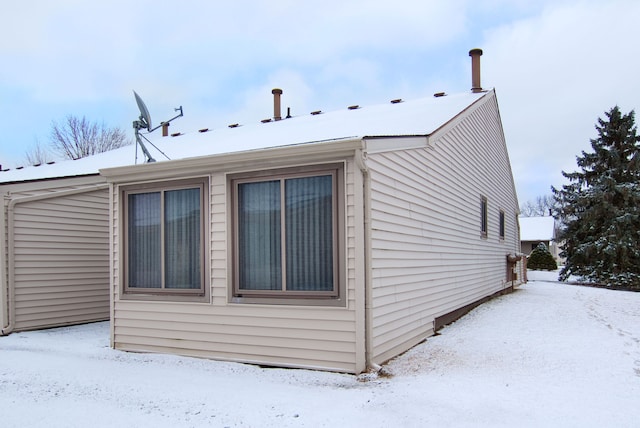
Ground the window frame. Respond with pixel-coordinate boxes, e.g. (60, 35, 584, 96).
(499, 209, 505, 240)
(229, 163, 345, 305)
(120, 177, 209, 301)
(480, 195, 488, 239)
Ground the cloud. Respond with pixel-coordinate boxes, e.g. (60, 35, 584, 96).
(1, 1, 469, 102)
(3, 0, 636, 194)
(481, 0, 640, 203)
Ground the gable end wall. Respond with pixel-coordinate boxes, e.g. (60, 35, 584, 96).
(367, 93, 521, 364)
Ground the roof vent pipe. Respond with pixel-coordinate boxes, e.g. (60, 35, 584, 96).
(469, 48, 483, 93)
(162, 122, 169, 137)
(272, 88, 283, 121)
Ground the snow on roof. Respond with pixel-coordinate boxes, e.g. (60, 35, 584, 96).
(0, 90, 487, 184)
(519, 216, 556, 241)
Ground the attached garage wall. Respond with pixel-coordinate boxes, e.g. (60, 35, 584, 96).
(7, 183, 110, 331)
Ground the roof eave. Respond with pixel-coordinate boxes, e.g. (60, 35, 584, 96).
(100, 137, 365, 183)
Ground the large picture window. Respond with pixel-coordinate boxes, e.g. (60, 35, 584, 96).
(123, 178, 207, 298)
(231, 165, 343, 300)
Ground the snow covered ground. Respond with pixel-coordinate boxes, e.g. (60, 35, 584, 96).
(1, 271, 639, 428)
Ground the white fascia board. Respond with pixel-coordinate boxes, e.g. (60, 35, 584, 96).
(100, 137, 364, 184)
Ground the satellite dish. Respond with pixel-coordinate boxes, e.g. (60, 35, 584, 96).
(134, 91, 152, 131)
(131, 90, 184, 164)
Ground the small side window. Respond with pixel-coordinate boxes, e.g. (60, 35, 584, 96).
(499, 210, 505, 240)
(480, 196, 488, 238)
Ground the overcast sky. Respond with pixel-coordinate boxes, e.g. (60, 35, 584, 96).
(1, 0, 638, 204)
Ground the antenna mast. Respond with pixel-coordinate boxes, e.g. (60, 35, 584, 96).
(132, 91, 184, 163)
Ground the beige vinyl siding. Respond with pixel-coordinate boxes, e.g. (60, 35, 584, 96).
(112, 159, 364, 373)
(113, 301, 357, 370)
(11, 187, 110, 330)
(367, 93, 521, 364)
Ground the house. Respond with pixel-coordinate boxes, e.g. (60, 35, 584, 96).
(2, 50, 523, 373)
(98, 50, 523, 373)
(0, 175, 111, 334)
(519, 216, 559, 260)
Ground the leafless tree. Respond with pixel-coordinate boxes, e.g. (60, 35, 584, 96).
(520, 194, 556, 217)
(24, 140, 54, 166)
(48, 115, 131, 161)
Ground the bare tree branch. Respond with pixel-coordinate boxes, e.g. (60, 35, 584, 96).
(49, 115, 131, 160)
(520, 194, 555, 217)
(24, 139, 54, 166)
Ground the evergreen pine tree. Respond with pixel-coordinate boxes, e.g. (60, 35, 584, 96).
(553, 106, 640, 289)
(527, 243, 558, 271)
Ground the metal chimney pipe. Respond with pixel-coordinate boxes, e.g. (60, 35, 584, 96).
(162, 122, 169, 137)
(469, 48, 483, 93)
(272, 88, 283, 121)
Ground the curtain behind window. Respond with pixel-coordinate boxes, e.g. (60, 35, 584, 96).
(238, 181, 282, 290)
(165, 188, 201, 289)
(128, 192, 161, 288)
(285, 175, 333, 291)
(237, 175, 334, 292)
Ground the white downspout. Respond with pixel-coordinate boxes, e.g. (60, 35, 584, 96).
(0, 192, 8, 334)
(1, 197, 16, 335)
(354, 149, 373, 370)
(108, 183, 115, 348)
(1, 184, 108, 335)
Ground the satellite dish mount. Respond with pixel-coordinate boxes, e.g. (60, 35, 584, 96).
(132, 91, 184, 163)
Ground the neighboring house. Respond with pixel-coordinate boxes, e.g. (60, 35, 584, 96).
(519, 216, 559, 260)
(0, 174, 111, 333)
(2, 50, 523, 373)
(0, 148, 139, 334)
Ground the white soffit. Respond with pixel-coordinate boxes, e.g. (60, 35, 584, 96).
(364, 136, 429, 154)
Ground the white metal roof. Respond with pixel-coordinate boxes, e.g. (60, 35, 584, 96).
(519, 216, 556, 241)
(0, 90, 488, 184)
